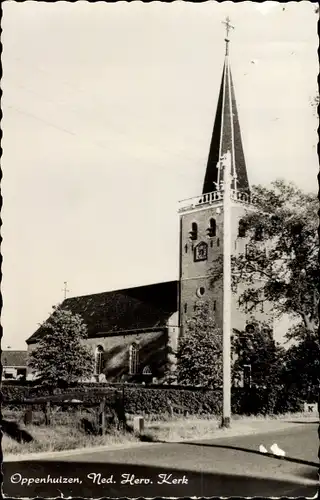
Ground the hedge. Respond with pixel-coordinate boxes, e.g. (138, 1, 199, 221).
(1, 382, 307, 416)
(2, 383, 222, 415)
(231, 386, 305, 415)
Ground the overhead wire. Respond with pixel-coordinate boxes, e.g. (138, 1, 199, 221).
(6, 58, 209, 185)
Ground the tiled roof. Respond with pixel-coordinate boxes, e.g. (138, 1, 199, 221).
(26, 280, 178, 344)
(2, 350, 28, 367)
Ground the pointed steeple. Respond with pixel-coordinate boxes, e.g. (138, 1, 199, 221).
(202, 18, 250, 195)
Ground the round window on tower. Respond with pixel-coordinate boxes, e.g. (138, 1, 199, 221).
(196, 286, 206, 298)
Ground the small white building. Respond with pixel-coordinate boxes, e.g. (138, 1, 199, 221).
(2, 350, 28, 380)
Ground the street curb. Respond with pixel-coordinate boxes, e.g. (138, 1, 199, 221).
(164, 419, 319, 443)
(4, 418, 317, 463)
(4, 440, 159, 462)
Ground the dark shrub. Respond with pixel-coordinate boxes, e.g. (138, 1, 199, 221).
(2, 382, 306, 417)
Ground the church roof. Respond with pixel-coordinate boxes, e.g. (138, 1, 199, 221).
(202, 29, 250, 195)
(26, 281, 178, 344)
(2, 350, 28, 367)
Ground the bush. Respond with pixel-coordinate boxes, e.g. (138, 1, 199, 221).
(231, 385, 304, 415)
(2, 383, 222, 415)
(123, 387, 223, 415)
(1, 382, 306, 417)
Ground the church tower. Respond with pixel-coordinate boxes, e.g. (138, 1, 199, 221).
(178, 18, 270, 335)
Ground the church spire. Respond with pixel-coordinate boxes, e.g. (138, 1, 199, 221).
(202, 17, 250, 195)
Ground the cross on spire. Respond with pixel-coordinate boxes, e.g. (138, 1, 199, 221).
(202, 17, 250, 196)
(222, 16, 234, 56)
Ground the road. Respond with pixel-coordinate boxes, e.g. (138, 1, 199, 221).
(3, 422, 319, 498)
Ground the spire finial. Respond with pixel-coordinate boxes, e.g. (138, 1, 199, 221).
(222, 16, 234, 56)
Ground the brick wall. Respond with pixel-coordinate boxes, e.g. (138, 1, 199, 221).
(179, 202, 273, 335)
(77, 329, 169, 382)
(26, 313, 180, 384)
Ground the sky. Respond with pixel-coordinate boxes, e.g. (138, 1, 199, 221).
(2, 1, 318, 350)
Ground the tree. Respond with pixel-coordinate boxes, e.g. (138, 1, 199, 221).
(281, 325, 320, 402)
(232, 322, 291, 414)
(176, 301, 222, 387)
(232, 180, 318, 334)
(232, 322, 285, 389)
(28, 306, 94, 389)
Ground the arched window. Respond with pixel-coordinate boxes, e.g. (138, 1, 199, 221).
(208, 218, 216, 237)
(129, 343, 139, 375)
(189, 222, 198, 241)
(142, 365, 152, 375)
(196, 286, 205, 298)
(94, 345, 104, 376)
(238, 219, 247, 238)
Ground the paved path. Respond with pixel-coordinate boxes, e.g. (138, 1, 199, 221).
(3, 422, 319, 497)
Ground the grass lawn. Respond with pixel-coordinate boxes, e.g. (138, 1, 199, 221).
(2, 407, 141, 456)
(3, 411, 317, 457)
(142, 412, 318, 442)
(2, 423, 140, 456)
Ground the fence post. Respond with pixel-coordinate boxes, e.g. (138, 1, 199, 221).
(99, 397, 106, 435)
(122, 384, 125, 421)
(167, 398, 174, 417)
(44, 402, 51, 426)
(24, 406, 33, 425)
(133, 416, 144, 435)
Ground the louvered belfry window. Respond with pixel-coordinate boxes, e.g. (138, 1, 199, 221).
(208, 218, 216, 237)
(189, 222, 198, 241)
(129, 343, 139, 375)
(238, 219, 247, 237)
(94, 345, 104, 375)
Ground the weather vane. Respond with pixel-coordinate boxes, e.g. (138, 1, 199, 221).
(222, 16, 235, 55)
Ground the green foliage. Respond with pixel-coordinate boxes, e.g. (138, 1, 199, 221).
(231, 323, 295, 414)
(281, 326, 319, 401)
(2, 383, 223, 415)
(123, 386, 223, 415)
(3, 382, 307, 416)
(232, 386, 305, 415)
(28, 306, 94, 389)
(232, 180, 318, 333)
(232, 321, 319, 412)
(176, 301, 222, 388)
(232, 322, 285, 389)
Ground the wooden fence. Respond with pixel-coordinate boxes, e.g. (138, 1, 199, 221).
(3, 396, 121, 435)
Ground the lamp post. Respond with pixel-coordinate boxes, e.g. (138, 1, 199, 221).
(221, 150, 232, 428)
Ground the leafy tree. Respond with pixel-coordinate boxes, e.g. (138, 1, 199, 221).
(232, 321, 285, 389)
(28, 306, 94, 390)
(232, 322, 292, 414)
(232, 179, 318, 334)
(281, 325, 320, 402)
(176, 301, 222, 387)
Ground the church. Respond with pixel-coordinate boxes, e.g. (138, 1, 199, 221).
(26, 20, 272, 383)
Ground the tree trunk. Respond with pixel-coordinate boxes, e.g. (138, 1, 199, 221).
(300, 312, 316, 335)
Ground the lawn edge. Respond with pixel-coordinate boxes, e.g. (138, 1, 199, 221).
(4, 418, 316, 463)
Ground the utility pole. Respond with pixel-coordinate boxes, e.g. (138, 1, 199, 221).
(62, 281, 70, 300)
(221, 150, 232, 428)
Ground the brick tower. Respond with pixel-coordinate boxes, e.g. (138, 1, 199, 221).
(178, 19, 271, 337)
